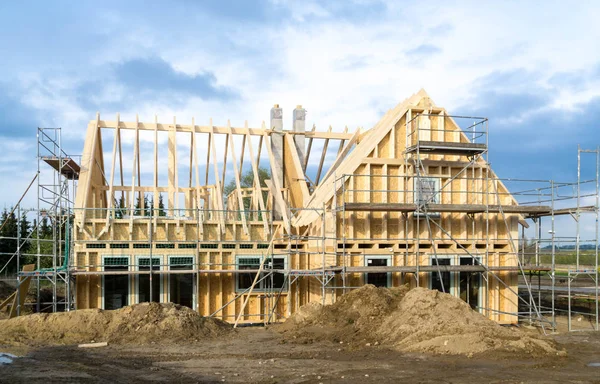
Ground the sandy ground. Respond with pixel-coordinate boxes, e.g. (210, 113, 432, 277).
(0, 286, 598, 383)
(0, 324, 599, 384)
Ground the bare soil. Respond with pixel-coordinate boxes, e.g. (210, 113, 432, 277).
(1, 327, 600, 383)
(280, 285, 560, 356)
(0, 302, 231, 346)
(0, 287, 599, 383)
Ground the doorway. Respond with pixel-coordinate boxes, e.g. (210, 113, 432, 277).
(459, 257, 481, 311)
(364, 255, 392, 288)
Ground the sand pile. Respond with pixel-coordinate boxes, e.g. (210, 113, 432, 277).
(280, 285, 561, 357)
(0, 302, 231, 346)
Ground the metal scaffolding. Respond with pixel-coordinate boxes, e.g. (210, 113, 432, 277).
(328, 113, 599, 332)
(0, 128, 78, 316)
(1, 117, 598, 333)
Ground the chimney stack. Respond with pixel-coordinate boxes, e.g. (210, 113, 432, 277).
(270, 104, 284, 220)
(293, 105, 306, 170)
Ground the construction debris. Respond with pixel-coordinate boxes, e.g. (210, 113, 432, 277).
(0, 302, 231, 347)
(77, 342, 108, 348)
(279, 285, 562, 357)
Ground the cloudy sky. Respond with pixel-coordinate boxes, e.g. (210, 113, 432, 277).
(1, 0, 599, 241)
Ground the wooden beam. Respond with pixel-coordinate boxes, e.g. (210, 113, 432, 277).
(96, 120, 355, 140)
(129, 114, 140, 233)
(361, 157, 405, 165)
(337, 126, 348, 156)
(191, 117, 204, 234)
(226, 120, 248, 235)
(238, 134, 247, 181)
(233, 225, 281, 328)
(103, 113, 120, 230)
(204, 132, 211, 186)
(315, 126, 332, 185)
(168, 117, 178, 216)
(221, 132, 230, 195)
(153, 115, 159, 231)
(189, 128, 194, 188)
(256, 132, 264, 165)
(174, 117, 179, 215)
(136, 114, 142, 208)
(263, 132, 290, 231)
(78, 113, 100, 230)
(244, 122, 269, 237)
(295, 90, 429, 227)
(209, 118, 225, 233)
(320, 127, 361, 185)
(0, 291, 16, 311)
(7, 264, 34, 318)
(284, 134, 310, 206)
(303, 124, 317, 170)
(96, 184, 213, 193)
(118, 116, 125, 202)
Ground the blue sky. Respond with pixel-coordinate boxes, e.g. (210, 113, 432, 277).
(1, 0, 600, 240)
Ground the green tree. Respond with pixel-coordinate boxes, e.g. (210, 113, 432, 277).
(158, 194, 166, 216)
(0, 208, 18, 273)
(28, 213, 70, 270)
(39, 216, 51, 238)
(19, 211, 31, 256)
(0, 208, 35, 273)
(114, 196, 126, 219)
(134, 196, 151, 216)
(224, 167, 271, 217)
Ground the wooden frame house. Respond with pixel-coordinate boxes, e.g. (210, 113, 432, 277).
(72, 89, 551, 324)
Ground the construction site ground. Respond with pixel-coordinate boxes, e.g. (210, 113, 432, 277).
(0, 323, 599, 383)
(1, 286, 600, 383)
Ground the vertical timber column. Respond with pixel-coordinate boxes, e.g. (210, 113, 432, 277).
(168, 122, 177, 216)
(293, 105, 306, 171)
(270, 104, 284, 220)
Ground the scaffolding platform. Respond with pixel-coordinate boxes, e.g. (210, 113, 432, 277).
(406, 141, 487, 156)
(529, 205, 597, 217)
(19, 270, 69, 277)
(343, 203, 552, 215)
(326, 265, 551, 274)
(71, 268, 337, 276)
(41, 156, 80, 180)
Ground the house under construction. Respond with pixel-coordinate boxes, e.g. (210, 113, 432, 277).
(4, 89, 599, 331)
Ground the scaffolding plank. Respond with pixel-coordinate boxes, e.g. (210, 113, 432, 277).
(41, 156, 80, 180)
(530, 205, 597, 217)
(343, 203, 552, 214)
(406, 140, 487, 156)
(339, 265, 551, 273)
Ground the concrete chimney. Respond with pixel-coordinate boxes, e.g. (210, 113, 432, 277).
(270, 104, 283, 220)
(292, 105, 306, 170)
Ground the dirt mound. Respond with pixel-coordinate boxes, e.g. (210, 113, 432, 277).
(279, 285, 561, 357)
(0, 302, 231, 346)
(280, 284, 407, 333)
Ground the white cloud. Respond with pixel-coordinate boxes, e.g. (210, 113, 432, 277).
(3, 1, 600, 241)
